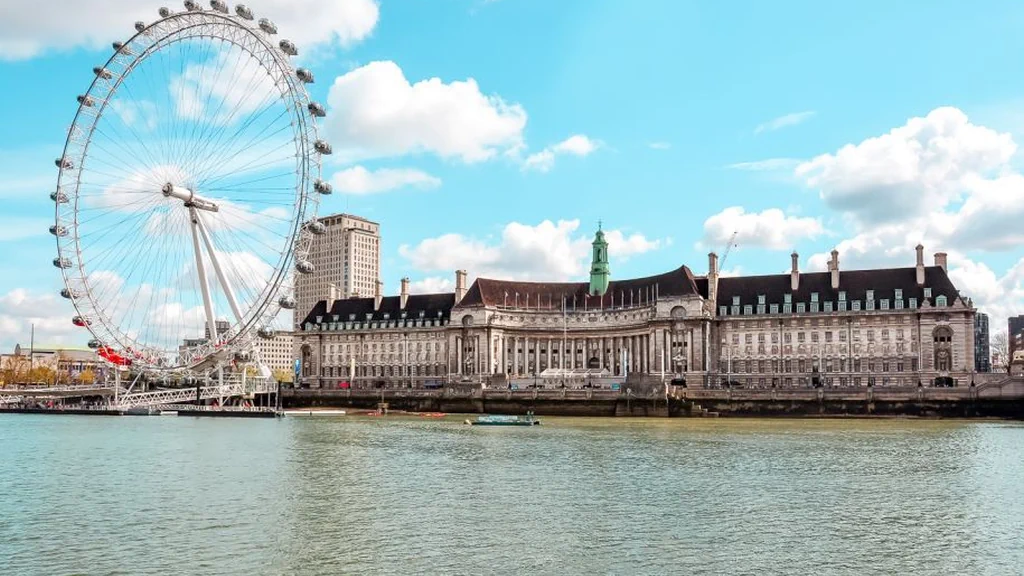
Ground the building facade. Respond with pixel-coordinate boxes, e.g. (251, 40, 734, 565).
(975, 313, 991, 373)
(296, 229, 980, 389)
(1009, 315, 1024, 362)
(254, 331, 295, 375)
(294, 213, 381, 326)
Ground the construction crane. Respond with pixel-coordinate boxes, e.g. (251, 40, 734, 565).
(720, 231, 739, 271)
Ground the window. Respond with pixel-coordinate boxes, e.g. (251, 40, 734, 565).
(770, 304, 779, 314)
(924, 288, 932, 298)
(825, 331, 833, 342)
(744, 305, 753, 315)
(758, 295, 766, 305)
(866, 289, 874, 302)
(866, 298, 875, 311)
(732, 305, 740, 316)
(798, 332, 806, 343)
(732, 296, 740, 306)
(838, 301, 848, 312)
(895, 289, 903, 300)
(783, 303, 792, 314)
(852, 301, 862, 311)
(909, 298, 918, 309)
(811, 332, 819, 343)
(745, 334, 753, 344)
(839, 291, 847, 301)
(719, 306, 728, 316)
(796, 302, 806, 313)
(880, 299, 890, 310)
(936, 295, 948, 307)
(810, 301, 820, 313)
(824, 301, 833, 312)
(895, 299, 904, 310)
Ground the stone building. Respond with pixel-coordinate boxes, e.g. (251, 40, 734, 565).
(296, 227, 980, 389)
(294, 213, 380, 327)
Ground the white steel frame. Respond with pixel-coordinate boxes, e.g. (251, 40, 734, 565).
(52, 6, 324, 389)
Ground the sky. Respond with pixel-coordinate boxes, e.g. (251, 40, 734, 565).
(1, 0, 1024, 352)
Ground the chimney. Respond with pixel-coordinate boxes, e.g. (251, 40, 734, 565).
(829, 249, 840, 290)
(915, 244, 925, 286)
(934, 252, 947, 273)
(400, 277, 410, 309)
(707, 252, 719, 315)
(455, 269, 468, 303)
(373, 280, 383, 311)
(327, 283, 338, 311)
(790, 252, 800, 292)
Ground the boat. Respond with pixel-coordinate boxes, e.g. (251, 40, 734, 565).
(465, 412, 540, 426)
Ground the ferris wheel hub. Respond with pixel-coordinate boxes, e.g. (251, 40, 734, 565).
(161, 182, 219, 212)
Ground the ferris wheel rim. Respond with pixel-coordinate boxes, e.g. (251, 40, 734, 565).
(53, 6, 325, 372)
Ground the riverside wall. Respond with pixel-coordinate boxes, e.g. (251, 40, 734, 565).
(282, 379, 1024, 418)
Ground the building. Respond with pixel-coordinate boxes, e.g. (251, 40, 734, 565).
(0, 344, 104, 384)
(297, 227, 981, 390)
(294, 213, 380, 326)
(254, 331, 295, 375)
(975, 312, 991, 373)
(1009, 315, 1024, 362)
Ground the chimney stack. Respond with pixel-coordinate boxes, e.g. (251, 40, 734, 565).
(708, 252, 719, 278)
(374, 280, 383, 311)
(400, 277, 410, 309)
(934, 252, 947, 273)
(829, 249, 840, 290)
(455, 269, 468, 304)
(790, 252, 800, 292)
(327, 284, 338, 311)
(915, 244, 925, 286)
(708, 252, 720, 315)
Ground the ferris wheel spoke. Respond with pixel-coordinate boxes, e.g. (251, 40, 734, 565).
(189, 101, 291, 187)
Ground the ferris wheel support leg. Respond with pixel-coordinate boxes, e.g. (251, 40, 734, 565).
(189, 207, 220, 343)
(194, 211, 244, 325)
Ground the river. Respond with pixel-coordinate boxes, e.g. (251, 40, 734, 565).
(0, 414, 1021, 575)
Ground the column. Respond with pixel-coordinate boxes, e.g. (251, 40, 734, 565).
(456, 336, 463, 376)
(513, 336, 519, 376)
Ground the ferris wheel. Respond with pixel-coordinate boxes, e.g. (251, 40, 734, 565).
(51, 1, 332, 373)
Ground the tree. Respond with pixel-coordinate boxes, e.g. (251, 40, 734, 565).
(79, 369, 96, 385)
(992, 330, 1009, 371)
(1, 354, 31, 386)
(272, 368, 294, 384)
(26, 366, 56, 385)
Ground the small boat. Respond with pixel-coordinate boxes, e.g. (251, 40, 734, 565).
(465, 412, 540, 426)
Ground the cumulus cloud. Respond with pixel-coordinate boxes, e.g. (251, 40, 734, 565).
(0, 0, 379, 60)
(330, 166, 441, 195)
(794, 106, 1024, 325)
(407, 277, 454, 294)
(702, 207, 824, 251)
(796, 107, 1015, 225)
(522, 135, 600, 172)
(399, 220, 664, 283)
(325, 61, 527, 163)
(754, 111, 816, 135)
(0, 288, 82, 352)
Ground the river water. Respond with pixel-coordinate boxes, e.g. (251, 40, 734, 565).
(0, 414, 1021, 575)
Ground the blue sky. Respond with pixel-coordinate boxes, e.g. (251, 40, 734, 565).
(1, 0, 1024, 351)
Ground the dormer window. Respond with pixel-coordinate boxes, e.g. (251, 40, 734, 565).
(732, 296, 740, 306)
(895, 289, 903, 300)
(743, 305, 753, 315)
(770, 303, 779, 314)
(719, 305, 728, 316)
(400, 311, 407, 319)
(758, 295, 766, 305)
(909, 298, 918, 309)
(936, 295, 948, 307)
(852, 300, 861, 311)
(349, 314, 356, 321)
(796, 302, 806, 313)
(839, 291, 847, 301)
(784, 293, 792, 304)
(811, 292, 819, 302)
(419, 310, 426, 318)
(924, 288, 932, 298)
(824, 301, 833, 312)
(866, 289, 874, 302)
(383, 313, 389, 320)
(880, 299, 889, 310)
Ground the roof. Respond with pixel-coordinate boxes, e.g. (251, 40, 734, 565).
(712, 266, 961, 308)
(301, 293, 455, 326)
(458, 265, 701, 310)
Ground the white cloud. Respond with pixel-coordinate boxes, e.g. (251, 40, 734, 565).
(0, 217, 51, 242)
(330, 166, 441, 195)
(796, 107, 1015, 225)
(399, 220, 664, 282)
(325, 61, 527, 163)
(754, 111, 816, 135)
(408, 277, 454, 294)
(522, 134, 600, 172)
(0, 288, 82, 352)
(0, 0, 379, 61)
(702, 207, 824, 251)
(727, 158, 800, 171)
(795, 106, 1024, 325)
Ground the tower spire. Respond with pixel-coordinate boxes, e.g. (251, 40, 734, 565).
(589, 223, 610, 296)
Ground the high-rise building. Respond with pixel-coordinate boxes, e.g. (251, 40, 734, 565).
(254, 331, 295, 376)
(975, 312, 990, 372)
(1009, 315, 1024, 362)
(295, 213, 380, 326)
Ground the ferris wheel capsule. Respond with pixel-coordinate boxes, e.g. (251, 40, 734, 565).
(308, 221, 326, 235)
(60, 288, 80, 299)
(235, 4, 254, 19)
(209, 0, 228, 14)
(296, 260, 314, 274)
(93, 67, 113, 80)
(296, 68, 314, 83)
(55, 157, 74, 169)
(53, 257, 72, 269)
(279, 40, 297, 56)
(256, 327, 276, 340)
(87, 339, 102, 350)
(313, 179, 332, 194)
(72, 316, 90, 327)
(278, 295, 296, 309)
(258, 18, 277, 34)
(183, 0, 202, 11)
(314, 140, 332, 155)
(77, 95, 95, 107)
(308, 102, 326, 118)
(158, 7, 173, 17)
(134, 21, 146, 32)
(51, 189, 69, 203)
(49, 225, 68, 237)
